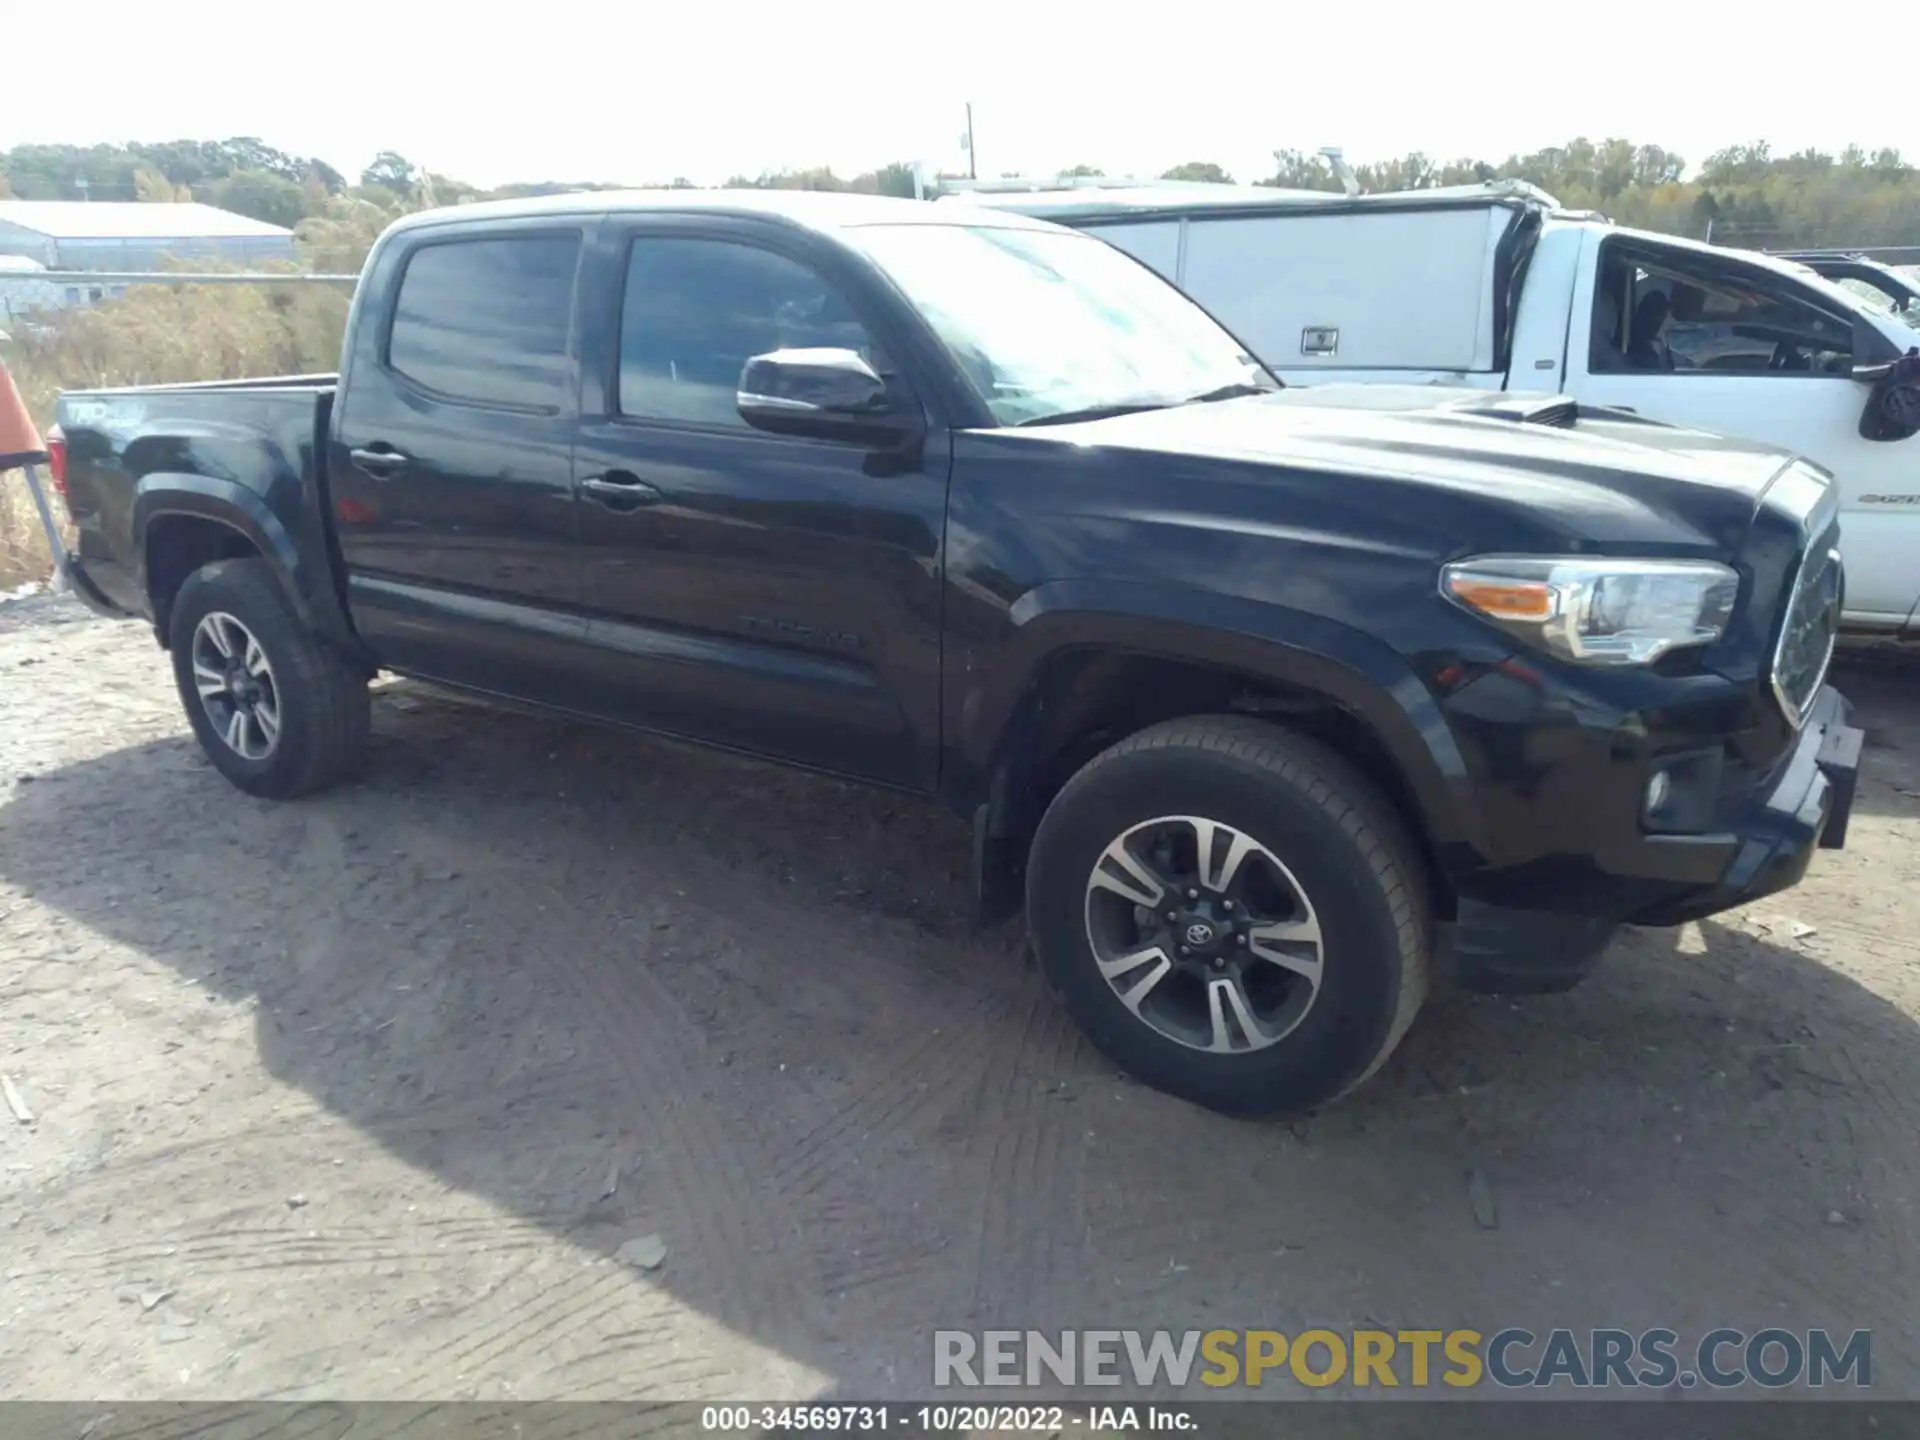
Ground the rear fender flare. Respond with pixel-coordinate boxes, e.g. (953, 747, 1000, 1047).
(132, 475, 358, 653)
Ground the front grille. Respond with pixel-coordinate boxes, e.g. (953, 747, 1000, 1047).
(1772, 540, 1842, 725)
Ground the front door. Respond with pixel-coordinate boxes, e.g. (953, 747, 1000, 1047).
(330, 222, 593, 695)
(567, 219, 950, 789)
(1567, 233, 1919, 627)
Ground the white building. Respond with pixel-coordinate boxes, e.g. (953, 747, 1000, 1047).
(0, 201, 295, 272)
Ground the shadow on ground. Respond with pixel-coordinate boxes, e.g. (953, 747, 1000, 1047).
(1832, 641, 1920, 817)
(1, 654, 1917, 1401)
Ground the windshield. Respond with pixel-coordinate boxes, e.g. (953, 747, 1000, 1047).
(851, 222, 1276, 426)
(1831, 274, 1920, 331)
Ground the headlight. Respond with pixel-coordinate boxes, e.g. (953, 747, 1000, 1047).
(1441, 556, 1740, 665)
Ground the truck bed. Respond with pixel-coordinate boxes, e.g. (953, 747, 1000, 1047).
(62, 372, 339, 398)
(55, 376, 341, 628)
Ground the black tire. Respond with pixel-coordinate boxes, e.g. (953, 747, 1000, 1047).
(167, 558, 370, 799)
(1026, 716, 1429, 1117)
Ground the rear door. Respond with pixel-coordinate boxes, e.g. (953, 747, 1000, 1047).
(1565, 233, 1919, 629)
(330, 219, 596, 694)
(565, 216, 950, 789)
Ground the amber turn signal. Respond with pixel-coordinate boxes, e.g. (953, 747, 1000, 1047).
(1443, 575, 1555, 620)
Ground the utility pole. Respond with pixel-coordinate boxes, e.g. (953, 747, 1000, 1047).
(965, 103, 977, 180)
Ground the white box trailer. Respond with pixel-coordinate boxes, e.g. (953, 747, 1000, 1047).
(947, 182, 1920, 635)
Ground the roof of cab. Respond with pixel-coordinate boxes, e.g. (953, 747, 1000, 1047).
(383, 188, 1064, 238)
(935, 186, 1334, 223)
(939, 179, 1562, 226)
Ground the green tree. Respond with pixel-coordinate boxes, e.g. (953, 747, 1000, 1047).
(1161, 161, 1233, 183)
(360, 151, 420, 197)
(1261, 150, 1343, 191)
(295, 193, 406, 273)
(852, 162, 919, 198)
(723, 167, 845, 190)
(1354, 153, 1441, 191)
(208, 170, 310, 229)
(12, 132, 1920, 256)
(1, 137, 346, 210)
(132, 166, 184, 203)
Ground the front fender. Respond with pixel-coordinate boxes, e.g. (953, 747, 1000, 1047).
(960, 577, 1484, 861)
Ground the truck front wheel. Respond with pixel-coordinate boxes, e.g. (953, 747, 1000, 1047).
(167, 559, 370, 799)
(1026, 717, 1430, 1116)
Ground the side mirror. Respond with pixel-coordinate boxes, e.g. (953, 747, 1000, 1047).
(1855, 347, 1920, 442)
(736, 348, 919, 446)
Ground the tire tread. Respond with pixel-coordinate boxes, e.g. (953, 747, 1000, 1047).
(170, 559, 369, 799)
(1038, 714, 1431, 1106)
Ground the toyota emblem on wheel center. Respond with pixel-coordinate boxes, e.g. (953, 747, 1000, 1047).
(1185, 921, 1216, 947)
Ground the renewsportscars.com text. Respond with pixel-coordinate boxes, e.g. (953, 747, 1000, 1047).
(933, 1327, 1871, 1391)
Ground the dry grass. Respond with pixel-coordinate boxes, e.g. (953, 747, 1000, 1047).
(1, 279, 350, 588)
(0, 479, 59, 591)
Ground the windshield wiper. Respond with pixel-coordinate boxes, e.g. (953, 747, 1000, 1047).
(1015, 401, 1171, 427)
(1183, 380, 1283, 404)
(1014, 379, 1281, 427)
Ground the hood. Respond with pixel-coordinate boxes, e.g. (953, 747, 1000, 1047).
(1029, 385, 1804, 552)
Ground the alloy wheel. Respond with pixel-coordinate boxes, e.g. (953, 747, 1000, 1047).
(190, 611, 282, 761)
(1083, 814, 1324, 1054)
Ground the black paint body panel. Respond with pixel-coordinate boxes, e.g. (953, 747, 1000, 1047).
(53, 191, 1855, 936)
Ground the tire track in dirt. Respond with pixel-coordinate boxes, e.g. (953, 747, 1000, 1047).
(763, 984, 1008, 1198)
(11, 603, 1920, 1398)
(379, 877, 826, 1391)
(25, 1069, 601, 1188)
(5, 1231, 554, 1285)
(960, 988, 1095, 1328)
(371, 1257, 721, 1399)
(594, 832, 1043, 1317)
(425, 1267, 641, 1379)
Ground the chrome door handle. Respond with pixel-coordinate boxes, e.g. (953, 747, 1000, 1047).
(580, 474, 662, 506)
(348, 446, 411, 475)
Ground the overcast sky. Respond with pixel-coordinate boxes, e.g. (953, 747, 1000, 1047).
(10, 1, 1913, 189)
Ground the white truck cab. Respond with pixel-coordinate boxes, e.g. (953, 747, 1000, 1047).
(947, 183, 1920, 635)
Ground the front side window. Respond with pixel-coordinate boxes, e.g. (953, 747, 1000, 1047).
(1592, 247, 1854, 377)
(388, 234, 581, 410)
(851, 222, 1276, 426)
(618, 238, 881, 428)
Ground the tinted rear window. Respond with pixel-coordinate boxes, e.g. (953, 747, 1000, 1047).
(387, 234, 581, 410)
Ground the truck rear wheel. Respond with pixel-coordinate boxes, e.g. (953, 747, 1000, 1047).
(1026, 716, 1429, 1116)
(167, 559, 370, 799)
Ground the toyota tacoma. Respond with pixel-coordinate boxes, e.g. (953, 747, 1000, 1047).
(50, 192, 1861, 1115)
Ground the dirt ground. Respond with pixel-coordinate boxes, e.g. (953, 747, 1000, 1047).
(0, 593, 1916, 1403)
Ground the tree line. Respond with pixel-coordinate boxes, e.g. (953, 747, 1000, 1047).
(5, 135, 1918, 273)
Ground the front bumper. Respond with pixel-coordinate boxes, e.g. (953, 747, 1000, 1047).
(1630, 685, 1859, 925)
(1442, 684, 1861, 993)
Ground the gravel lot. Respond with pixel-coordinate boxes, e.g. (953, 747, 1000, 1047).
(1, 594, 1916, 1402)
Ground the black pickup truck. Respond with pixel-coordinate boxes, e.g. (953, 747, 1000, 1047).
(51, 191, 1861, 1115)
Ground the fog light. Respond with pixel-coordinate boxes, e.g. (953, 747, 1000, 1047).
(1644, 769, 1673, 816)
